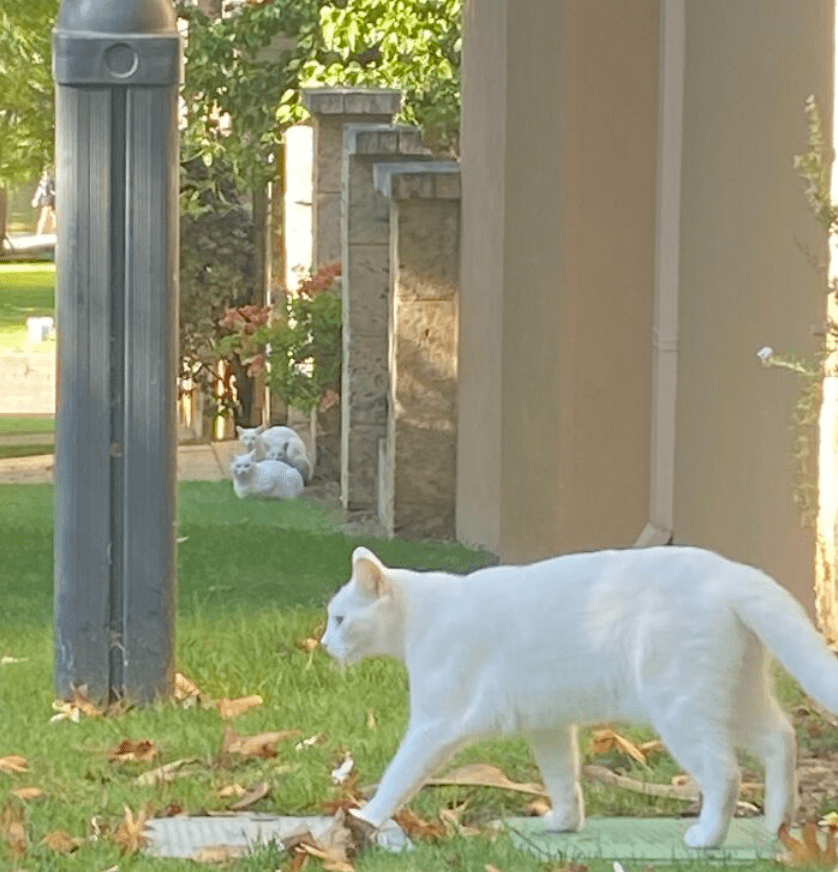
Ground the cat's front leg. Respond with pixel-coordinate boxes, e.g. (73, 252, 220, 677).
(526, 726, 584, 832)
(355, 721, 465, 829)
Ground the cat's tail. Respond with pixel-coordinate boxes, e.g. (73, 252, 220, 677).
(731, 570, 838, 712)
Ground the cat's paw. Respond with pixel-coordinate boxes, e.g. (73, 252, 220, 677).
(542, 806, 583, 832)
(683, 822, 724, 849)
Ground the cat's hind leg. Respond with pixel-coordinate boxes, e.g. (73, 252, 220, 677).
(654, 718, 740, 848)
(526, 726, 584, 831)
(734, 654, 797, 834)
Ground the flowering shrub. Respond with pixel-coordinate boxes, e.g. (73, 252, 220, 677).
(218, 263, 342, 414)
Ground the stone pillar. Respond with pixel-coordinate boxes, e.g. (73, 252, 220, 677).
(374, 163, 460, 538)
(341, 125, 430, 510)
(302, 88, 402, 270)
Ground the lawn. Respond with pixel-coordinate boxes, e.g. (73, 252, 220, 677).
(0, 262, 56, 352)
(0, 482, 829, 871)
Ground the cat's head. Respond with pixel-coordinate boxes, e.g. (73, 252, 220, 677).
(236, 424, 266, 450)
(230, 451, 256, 478)
(265, 443, 289, 464)
(321, 547, 404, 664)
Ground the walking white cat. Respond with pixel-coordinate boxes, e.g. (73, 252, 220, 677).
(321, 545, 838, 848)
(237, 424, 312, 482)
(230, 451, 304, 500)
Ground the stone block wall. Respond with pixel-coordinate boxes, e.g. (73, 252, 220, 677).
(340, 124, 430, 510)
(374, 163, 460, 538)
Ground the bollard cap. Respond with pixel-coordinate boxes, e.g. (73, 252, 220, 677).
(54, 0, 181, 86)
(56, 0, 176, 35)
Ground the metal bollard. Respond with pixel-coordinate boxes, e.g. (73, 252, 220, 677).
(52, 0, 181, 704)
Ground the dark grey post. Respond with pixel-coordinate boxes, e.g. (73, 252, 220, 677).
(52, 0, 181, 704)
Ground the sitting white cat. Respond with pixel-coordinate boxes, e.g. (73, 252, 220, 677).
(321, 545, 838, 849)
(236, 424, 312, 482)
(229, 451, 304, 500)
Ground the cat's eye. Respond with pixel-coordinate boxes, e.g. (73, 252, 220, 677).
(334, 616, 344, 626)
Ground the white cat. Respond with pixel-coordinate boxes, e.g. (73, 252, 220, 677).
(321, 545, 838, 849)
(229, 451, 304, 500)
(236, 424, 312, 482)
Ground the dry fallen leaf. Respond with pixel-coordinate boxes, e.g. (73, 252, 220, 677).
(135, 757, 198, 786)
(216, 694, 263, 719)
(174, 672, 203, 701)
(0, 756, 28, 775)
(12, 787, 45, 801)
(297, 636, 320, 654)
(589, 729, 648, 766)
(0, 800, 26, 857)
(218, 783, 247, 799)
(426, 763, 547, 796)
(440, 800, 481, 837)
(229, 781, 271, 811)
(394, 808, 446, 841)
(583, 764, 699, 800)
(778, 822, 837, 867)
(366, 709, 376, 731)
(113, 805, 150, 854)
(50, 686, 104, 723)
(41, 829, 80, 853)
(221, 726, 301, 758)
(108, 739, 159, 764)
(0, 656, 27, 665)
(296, 733, 326, 751)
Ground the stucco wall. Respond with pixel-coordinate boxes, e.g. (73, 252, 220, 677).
(458, 0, 659, 559)
(674, 0, 832, 609)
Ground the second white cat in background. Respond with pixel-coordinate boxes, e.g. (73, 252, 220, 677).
(237, 424, 312, 483)
(230, 451, 304, 500)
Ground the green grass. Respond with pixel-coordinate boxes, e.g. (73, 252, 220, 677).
(0, 262, 56, 351)
(0, 482, 829, 871)
(0, 415, 55, 436)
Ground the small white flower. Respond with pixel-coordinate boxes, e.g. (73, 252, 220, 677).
(331, 752, 355, 784)
(756, 346, 774, 363)
(613, 863, 628, 872)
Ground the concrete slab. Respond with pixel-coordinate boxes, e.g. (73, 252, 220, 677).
(504, 816, 781, 864)
(144, 813, 409, 860)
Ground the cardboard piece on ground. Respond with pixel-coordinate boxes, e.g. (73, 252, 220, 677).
(505, 816, 781, 863)
(144, 813, 409, 860)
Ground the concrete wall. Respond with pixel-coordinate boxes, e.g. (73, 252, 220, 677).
(673, 0, 832, 608)
(458, 0, 659, 560)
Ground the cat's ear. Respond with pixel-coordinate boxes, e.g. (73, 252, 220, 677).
(352, 547, 390, 597)
(255, 424, 266, 435)
(236, 426, 244, 436)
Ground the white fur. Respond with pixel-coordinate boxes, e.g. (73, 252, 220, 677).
(321, 545, 838, 848)
(229, 450, 304, 500)
(237, 425, 312, 482)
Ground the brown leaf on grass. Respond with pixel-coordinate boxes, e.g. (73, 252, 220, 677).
(439, 801, 481, 837)
(218, 783, 247, 799)
(107, 739, 159, 764)
(135, 757, 198, 786)
(283, 812, 356, 872)
(426, 763, 547, 796)
(41, 829, 80, 853)
(50, 686, 105, 723)
(228, 781, 271, 811)
(525, 797, 552, 817)
(588, 728, 648, 765)
(778, 822, 837, 867)
(216, 694, 263, 719)
(393, 808, 446, 841)
(113, 805, 150, 854)
(174, 672, 203, 702)
(12, 787, 45, 802)
(297, 636, 320, 654)
(221, 726, 301, 758)
(0, 756, 28, 775)
(0, 800, 26, 857)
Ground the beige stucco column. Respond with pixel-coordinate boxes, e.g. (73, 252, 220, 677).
(457, 0, 658, 559)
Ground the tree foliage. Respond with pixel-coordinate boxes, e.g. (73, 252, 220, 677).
(0, 0, 58, 187)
